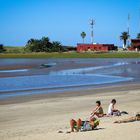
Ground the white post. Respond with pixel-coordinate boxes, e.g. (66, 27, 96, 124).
(89, 19, 95, 44)
(127, 14, 130, 47)
(123, 43, 127, 50)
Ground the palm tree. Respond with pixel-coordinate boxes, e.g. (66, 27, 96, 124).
(27, 38, 36, 45)
(52, 41, 63, 52)
(81, 32, 86, 43)
(120, 32, 129, 50)
(137, 33, 140, 38)
(41, 37, 50, 45)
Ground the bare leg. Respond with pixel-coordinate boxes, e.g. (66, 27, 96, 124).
(89, 120, 95, 128)
(70, 119, 76, 132)
(94, 113, 105, 118)
(114, 117, 136, 123)
(93, 112, 99, 117)
(76, 118, 82, 131)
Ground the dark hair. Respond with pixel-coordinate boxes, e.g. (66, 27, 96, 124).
(111, 99, 116, 104)
(96, 101, 101, 106)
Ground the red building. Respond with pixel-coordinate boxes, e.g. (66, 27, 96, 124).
(77, 43, 116, 52)
(129, 38, 140, 51)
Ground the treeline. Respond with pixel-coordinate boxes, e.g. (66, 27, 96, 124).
(25, 37, 65, 52)
(0, 36, 66, 53)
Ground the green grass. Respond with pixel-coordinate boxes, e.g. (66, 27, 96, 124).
(5, 46, 25, 53)
(0, 52, 140, 58)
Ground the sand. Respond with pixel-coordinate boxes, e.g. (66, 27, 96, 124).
(0, 84, 140, 140)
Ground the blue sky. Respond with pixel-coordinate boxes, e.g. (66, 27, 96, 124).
(0, 0, 140, 46)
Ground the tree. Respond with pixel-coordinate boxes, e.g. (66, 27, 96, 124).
(120, 32, 129, 50)
(137, 33, 140, 38)
(51, 41, 64, 52)
(41, 37, 52, 52)
(25, 37, 51, 52)
(25, 38, 41, 52)
(0, 44, 6, 53)
(81, 32, 86, 43)
(25, 36, 64, 52)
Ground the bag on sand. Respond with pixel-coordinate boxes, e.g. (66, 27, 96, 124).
(113, 111, 121, 116)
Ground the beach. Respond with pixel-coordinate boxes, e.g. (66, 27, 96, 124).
(0, 58, 140, 140)
(0, 83, 140, 140)
(1, 0, 140, 139)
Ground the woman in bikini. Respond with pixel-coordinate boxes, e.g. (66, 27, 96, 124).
(90, 101, 105, 118)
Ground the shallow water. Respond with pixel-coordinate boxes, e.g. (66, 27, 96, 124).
(0, 69, 28, 73)
(0, 58, 140, 98)
(0, 73, 132, 92)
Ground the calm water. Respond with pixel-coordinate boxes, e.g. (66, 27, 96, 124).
(0, 58, 140, 98)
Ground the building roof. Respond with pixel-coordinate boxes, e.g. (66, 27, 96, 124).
(77, 43, 114, 46)
(131, 38, 140, 41)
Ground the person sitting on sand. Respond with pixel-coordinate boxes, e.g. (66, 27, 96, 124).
(90, 101, 105, 118)
(108, 99, 121, 116)
(114, 113, 140, 123)
(70, 117, 99, 132)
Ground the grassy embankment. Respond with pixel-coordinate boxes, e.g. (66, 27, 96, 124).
(1, 52, 140, 58)
(0, 46, 140, 58)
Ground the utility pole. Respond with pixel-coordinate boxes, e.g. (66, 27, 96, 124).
(89, 19, 95, 44)
(127, 14, 130, 35)
(127, 14, 130, 47)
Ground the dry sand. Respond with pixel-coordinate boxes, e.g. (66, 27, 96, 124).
(0, 84, 140, 140)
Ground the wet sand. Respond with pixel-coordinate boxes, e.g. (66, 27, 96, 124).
(0, 82, 139, 105)
(0, 83, 140, 140)
(0, 62, 96, 77)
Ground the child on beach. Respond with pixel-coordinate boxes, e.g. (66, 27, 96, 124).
(108, 99, 121, 116)
(90, 101, 105, 118)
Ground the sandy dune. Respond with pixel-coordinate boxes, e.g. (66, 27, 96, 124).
(0, 85, 140, 140)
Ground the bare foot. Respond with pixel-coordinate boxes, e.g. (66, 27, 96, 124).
(114, 121, 121, 123)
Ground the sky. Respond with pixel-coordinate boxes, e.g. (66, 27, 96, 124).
(0, 0, 140, 47)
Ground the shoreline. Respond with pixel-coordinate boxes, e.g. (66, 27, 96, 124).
(0, 82, 139, 105)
